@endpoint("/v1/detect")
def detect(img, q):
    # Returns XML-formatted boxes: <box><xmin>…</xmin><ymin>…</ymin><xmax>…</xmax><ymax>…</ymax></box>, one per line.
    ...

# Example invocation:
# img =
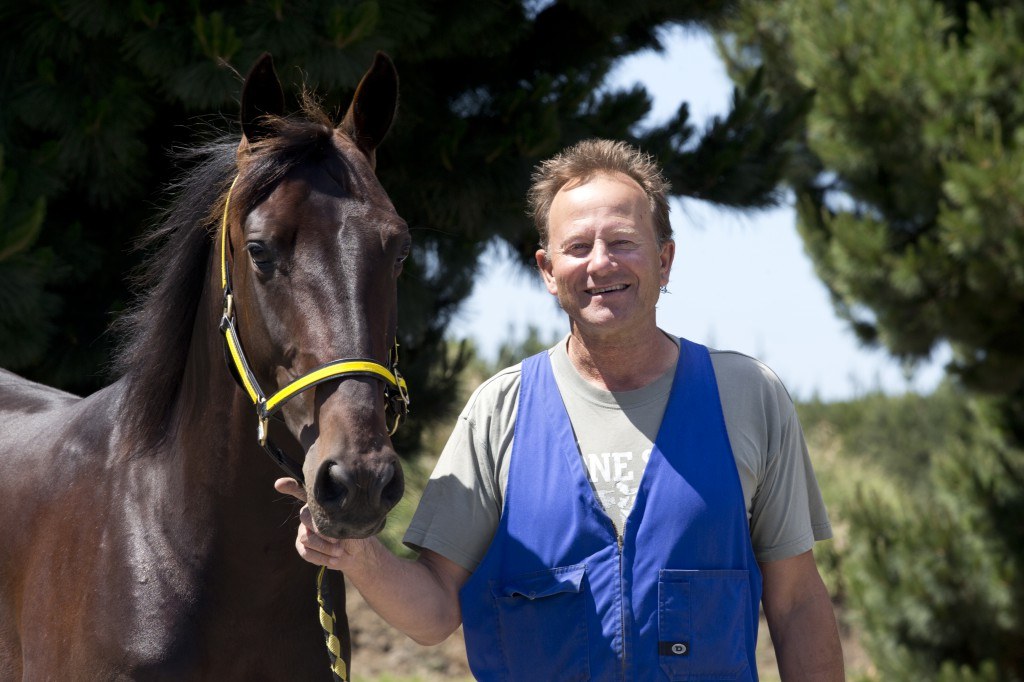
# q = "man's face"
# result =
<box><xmin>536</xmin><ymin>172</ymin><xmax>674</xmax><ymax>339</ymax></box>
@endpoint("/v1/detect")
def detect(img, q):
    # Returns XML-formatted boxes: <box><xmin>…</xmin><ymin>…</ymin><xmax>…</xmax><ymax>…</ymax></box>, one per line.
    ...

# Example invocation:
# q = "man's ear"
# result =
<box><xmin>659</xmin><ymin>240</ymin><xmax>676</xmax><ymax>287</ymax></box>
<box><xmin>338</xmin><ymin>52</ymin><xmax>399</xmax><ymax>169</ymax></box>
<box><xmin>240</xmin><ymin>53</ymin><xmax>285</xmax><ymax>145</ymax></box>
<box><xmin>536</xmin><ymin>248</ymin><xmax>558</xmax><ymax>296</ymax></box>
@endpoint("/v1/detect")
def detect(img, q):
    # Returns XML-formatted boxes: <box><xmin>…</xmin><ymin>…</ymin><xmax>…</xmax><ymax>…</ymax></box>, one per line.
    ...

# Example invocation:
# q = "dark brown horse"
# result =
<box><xmin>0</xmin><ymin>53</ymin><xmax>407</xmax><ymax>680</ymax></box>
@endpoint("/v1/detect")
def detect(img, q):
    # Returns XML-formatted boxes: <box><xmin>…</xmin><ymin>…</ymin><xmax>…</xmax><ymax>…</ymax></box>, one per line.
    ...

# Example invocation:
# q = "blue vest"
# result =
<box><xmin>459</xmin><ymin>339</ymin><xmax>762</xmax><ymax>681</ymax></box>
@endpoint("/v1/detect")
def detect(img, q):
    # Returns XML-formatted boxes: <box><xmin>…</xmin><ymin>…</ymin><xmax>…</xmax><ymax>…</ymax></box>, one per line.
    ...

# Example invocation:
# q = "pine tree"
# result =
<box><xmin>1</xmin><ymin>0</ymin><xmax>808</xmax><ymax>449</ymax></box>
<box><xmin>720</xmin><ymin>0</ymin><xmax>1024</xmax><ymax>677</ymax></box>
<box><xmin>0</xmin><ymin>145</ymin><xmax>55</xmax><ymax>367</ymax></box>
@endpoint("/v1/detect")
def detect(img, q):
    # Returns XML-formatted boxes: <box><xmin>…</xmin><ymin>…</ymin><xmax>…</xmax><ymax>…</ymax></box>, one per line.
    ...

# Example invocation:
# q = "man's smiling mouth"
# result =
<box><xmin>586</xmin><ymin>284</ymin><xmax>628</xmax><ymax>295</ymax></box>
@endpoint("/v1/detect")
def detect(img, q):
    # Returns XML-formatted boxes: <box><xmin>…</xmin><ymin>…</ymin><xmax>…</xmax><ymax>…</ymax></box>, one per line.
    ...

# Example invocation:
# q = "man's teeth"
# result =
<box><xmin>588</xmin><ymin>284</ymin><xmax>627</xmax><ymax>294</ymax></box>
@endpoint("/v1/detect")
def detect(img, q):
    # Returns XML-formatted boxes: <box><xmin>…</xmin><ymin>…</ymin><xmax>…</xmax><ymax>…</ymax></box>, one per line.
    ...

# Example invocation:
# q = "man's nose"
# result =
<box><xmin>587</xmin><ymin>241</ymin><xmax>614</xmax><ymax>273</ymax></box>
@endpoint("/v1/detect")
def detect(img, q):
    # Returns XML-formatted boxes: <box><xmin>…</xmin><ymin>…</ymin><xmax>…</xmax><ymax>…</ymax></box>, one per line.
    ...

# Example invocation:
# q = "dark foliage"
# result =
<box><xmin>0</xmin><ymin>0</ymin><xmax>806</xmax><ymax>452</ymax></box>
<box><xmin>721</xmin><ymin>1</ymin><xmax>1024</xmax><ymax>676</ymax></box>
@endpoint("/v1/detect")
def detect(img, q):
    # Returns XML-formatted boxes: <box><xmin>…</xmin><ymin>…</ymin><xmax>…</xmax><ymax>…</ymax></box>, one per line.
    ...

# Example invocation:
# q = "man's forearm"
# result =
<box><xmin>340</xmin><ymin>538</ymin><xmax>464</xmax><ymax>646</ymax></box>
<box><xmin>768</xmin><ymin>587</ymin><xmax>845</xmax><ymax>680</ymax></box>
<box><xmin>283</xmin><ymin>491</ymin><xmax>470</xmax><ymax>647</ymax></box>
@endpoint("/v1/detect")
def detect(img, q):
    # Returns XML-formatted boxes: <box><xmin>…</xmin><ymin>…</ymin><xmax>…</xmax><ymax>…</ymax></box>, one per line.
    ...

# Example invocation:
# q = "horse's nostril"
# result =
<box><xmin>379</xmin><ymin>463</ymin><xmax>404</xmax><ymax>509</ymax></box>
<box><xmin>315</xmin><ymin>461</ymin><xmax>350</xmax><ymax>507</ymax></box>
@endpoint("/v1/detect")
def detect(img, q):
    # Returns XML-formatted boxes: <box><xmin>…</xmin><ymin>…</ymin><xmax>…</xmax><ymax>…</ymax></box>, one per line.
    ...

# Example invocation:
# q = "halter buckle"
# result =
<box><xmin>220</xmin><ymin>293</ymin><xmax>235</xmax><ymax>334</ymax></box>
<box><xmin>258</xmin><ymin>415</ymin><xmax>269</xmax><ymax>445</ymax></box>
<box><xmin>394</xmin><ymin>374</ymin><xmax>410</xmax><ymax>412</ymax></box>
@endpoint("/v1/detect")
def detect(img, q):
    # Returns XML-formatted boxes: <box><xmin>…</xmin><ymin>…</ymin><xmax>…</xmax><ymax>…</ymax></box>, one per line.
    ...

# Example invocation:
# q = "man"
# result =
<box><xmin>277</xmin><ymin>139</ymin><xmax>845</xmax><ymax>680</ymax></box>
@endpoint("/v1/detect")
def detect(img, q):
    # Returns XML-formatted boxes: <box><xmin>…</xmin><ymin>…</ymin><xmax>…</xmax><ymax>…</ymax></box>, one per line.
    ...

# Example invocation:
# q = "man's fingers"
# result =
<box><xmin>274</xmin><ymin>477</ymin><xmax>307</xmax><ymax>502</ymax></box>
<box><xmin>298</xmin><ymin>505</ymin><xmax>330</xmax><ymax>536</ymax></box>
<box><xmin>279</xmin><ymin>479</ymin><xmax>362</xmax><ymax>572</ymax></box>
<box><xmin>298</xmin><ymin>521</ymin><xmax>338</xmax><ymax>551</ymax></box>
<box><xmin>295</xmin><ymin>535</ymin><xmax>337</xmax><ymax>568</ymax></box>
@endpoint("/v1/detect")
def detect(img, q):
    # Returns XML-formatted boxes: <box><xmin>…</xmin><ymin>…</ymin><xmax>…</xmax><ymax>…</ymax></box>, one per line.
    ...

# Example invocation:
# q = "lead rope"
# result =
<box><xmin>317</xmin><ymin>566</ymin><xmax>348</xmax><ymax>681</ymax></box>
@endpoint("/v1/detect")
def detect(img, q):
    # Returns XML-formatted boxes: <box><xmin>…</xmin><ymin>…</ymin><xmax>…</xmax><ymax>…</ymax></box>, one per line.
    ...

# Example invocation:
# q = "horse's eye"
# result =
<box><xmin>246</xmin><ymin>241</ymin><xmax>273</xmax><ymax>269</ymax></box>
<box><xmin>395</xmin><ymin>242</ymin><xmax>411</xmax><ymax>270</ymax></box>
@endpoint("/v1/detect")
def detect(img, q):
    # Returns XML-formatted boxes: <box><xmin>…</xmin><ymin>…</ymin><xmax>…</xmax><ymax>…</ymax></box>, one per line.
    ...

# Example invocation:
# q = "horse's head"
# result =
<box><xmin>222</xmin><ymin>53</ymin><xmax>407</xmax><ymax>539</ymax></box>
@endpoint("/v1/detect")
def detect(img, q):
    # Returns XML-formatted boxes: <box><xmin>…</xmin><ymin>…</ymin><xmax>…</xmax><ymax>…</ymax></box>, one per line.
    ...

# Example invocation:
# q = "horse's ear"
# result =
<box><xmin>240</xmin><ymin>53</ymin><xmax>285</xmax><ymax>144</ymax></box>
<box><xmin>339</xmin><ymin>52</ymin><xmax>398</xmax><ymax>169</ymax></box>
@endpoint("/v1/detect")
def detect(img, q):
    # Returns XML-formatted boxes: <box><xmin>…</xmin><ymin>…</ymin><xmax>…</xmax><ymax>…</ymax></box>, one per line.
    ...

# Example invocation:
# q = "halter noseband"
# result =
<box><xmin>218</xmin><ymin>176</ymin><xmax>410</xmax><ymax>484</ymax></box>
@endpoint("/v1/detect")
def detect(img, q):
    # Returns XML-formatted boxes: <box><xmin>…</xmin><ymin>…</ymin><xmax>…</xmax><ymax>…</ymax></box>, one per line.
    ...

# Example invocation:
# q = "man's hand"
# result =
<box><xmin>274</xmin><ymin>476</ymin><xmax>307</xmax><ymax>503</ymax></box>
<box><xmin>296</xmin><ymin>506</ymin><xmax>379</xmax><ymax>570</ymax></box>
<box><xmin>273</xmin><ymin>476</ymin><xmax>470</xmax><ymax>645</ymax></box>
<box><xmin>274</xmin><ymin>477</ymin><xmax>373</xmax><ymax>571</ymax></box>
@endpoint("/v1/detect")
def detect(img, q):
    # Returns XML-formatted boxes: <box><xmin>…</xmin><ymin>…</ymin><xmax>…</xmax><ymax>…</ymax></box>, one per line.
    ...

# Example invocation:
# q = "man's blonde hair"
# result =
<box><xmin>527</xmin><ymin>139</ymin><xmax>672</xmax><ymax>251</ymax></box>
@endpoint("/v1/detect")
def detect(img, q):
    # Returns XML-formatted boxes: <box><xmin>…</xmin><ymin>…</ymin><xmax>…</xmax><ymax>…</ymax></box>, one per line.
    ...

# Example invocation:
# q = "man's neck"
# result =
<box><xmin>565</xmin><ymin>325</ymin><xmax>677</xmax><ymax>392</ymax></box>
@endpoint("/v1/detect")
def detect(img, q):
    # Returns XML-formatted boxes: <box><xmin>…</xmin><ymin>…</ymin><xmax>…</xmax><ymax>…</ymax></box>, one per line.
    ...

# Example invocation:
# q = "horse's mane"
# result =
<box><xmin>113</xmin><ymin>102</ymin><xmax>341</xmax><ymax>450</ymax></box>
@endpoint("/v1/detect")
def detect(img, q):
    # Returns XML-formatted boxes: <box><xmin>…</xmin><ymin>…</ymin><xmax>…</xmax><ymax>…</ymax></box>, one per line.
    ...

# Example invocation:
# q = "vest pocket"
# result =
<box><xmin>657</xmin><ymin>569</ymin><xmax>751</xmax><ymax>681</ymax></box>
<box><xmin>491</xmin><ymin>564</ymin><xmax>590</xmax><ymax>681</ymax></box>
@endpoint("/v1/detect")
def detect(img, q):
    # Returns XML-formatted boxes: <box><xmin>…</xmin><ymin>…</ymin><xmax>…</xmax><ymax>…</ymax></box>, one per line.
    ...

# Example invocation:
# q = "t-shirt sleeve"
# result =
<box><xmin>402</xmin><ymin>367</ymin><xmax>520</xmax><ymax>572</ymax></box>
<box><xmin>712</xmin><ymin>350</ymin><xmax>833</xmax><ymax>564</ymax></box>
<box><xmin>749</xmin><ymin>398</ymin><xmax>833</xmax><ymax>562</ymax></box>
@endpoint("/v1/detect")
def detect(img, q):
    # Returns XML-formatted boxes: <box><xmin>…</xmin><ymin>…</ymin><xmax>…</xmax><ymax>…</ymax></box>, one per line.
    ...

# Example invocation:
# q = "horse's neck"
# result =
<box><xmin>107</xmin><ymin>263</ymin><xmax>306</xmax><ymax>621</ymax></box>
<box><xmin>172</xmin><ymin>263</ymin><xmax>270</xmax><ymax>506</ymax></box>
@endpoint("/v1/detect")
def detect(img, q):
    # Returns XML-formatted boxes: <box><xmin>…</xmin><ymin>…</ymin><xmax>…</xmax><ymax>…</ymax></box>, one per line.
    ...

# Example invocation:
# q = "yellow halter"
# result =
<box><xmin>218</xmin><ymin>176</ymin><xmax>410</xmax><ymax>482</ymax></box>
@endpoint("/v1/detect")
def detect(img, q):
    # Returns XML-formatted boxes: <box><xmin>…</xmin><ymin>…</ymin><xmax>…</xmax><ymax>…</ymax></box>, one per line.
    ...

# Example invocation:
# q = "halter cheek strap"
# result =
<box><xmin>218</xmin><ymin>176</ymin><xmax>410</xmax><ymax>484</ymax></box>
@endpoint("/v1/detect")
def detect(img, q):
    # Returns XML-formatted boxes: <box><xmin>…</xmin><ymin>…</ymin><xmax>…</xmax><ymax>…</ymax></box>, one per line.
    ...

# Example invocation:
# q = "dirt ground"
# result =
<box><xmin>345</xmin><ymin>578</ymin><xmax>871</xmax><ymax>681</ymax></box>
<box><xmin>345</xmin><ymin>578</ymin><xmax>472</xmax><ymax>681</ymax></box>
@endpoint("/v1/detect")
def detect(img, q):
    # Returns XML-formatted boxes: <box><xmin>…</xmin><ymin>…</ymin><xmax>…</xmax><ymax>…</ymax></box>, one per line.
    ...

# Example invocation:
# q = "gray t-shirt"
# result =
<box><xmin>549</xmin><ymin>339</ymin><xmax>672</xmax><ymax>533</ymax></box>
<box><xmin>404</xmin><ymin>335</ymin><xmax>832</xmax><ymax>571</ymax></box>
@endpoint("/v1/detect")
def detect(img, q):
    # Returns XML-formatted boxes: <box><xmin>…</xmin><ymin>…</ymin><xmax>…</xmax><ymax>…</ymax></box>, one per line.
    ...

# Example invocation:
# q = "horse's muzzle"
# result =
<box><xmin>309</xmin><ymin>455</ymin><xmax>405</xmax><ymax>539</ymax></box>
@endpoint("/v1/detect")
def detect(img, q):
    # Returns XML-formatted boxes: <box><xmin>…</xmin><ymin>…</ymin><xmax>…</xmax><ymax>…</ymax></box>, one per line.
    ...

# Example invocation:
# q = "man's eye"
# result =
<box><xmin>566</xmin><ymin>243</ymin><xmax>591</xmax><ymax>254</ymax></box>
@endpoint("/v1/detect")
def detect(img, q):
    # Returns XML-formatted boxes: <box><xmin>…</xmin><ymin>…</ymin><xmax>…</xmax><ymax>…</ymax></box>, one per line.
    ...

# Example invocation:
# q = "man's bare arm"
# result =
<box><xmin>276</xmin><ymin>478</ymin><xmax>471</xmax><ymax>646</ymax></box>
<box><xmin>760</xmin><ymin>550</ymin><xmax>845</xmax><ymax>681</ymax></box>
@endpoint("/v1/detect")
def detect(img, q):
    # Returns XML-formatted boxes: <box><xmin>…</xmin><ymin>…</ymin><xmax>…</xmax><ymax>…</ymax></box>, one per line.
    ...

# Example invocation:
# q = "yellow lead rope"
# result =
<box><xmin>318</xmin><ymin>566</ymin><xmax>348</xmax><ymax>681</ymax></box>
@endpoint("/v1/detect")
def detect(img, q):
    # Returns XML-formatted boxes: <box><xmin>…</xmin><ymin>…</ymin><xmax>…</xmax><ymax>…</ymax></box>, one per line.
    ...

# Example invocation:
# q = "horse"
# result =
<box><xmin>0</xmin><ymin>52</ymin><xmax>408</xmax><ymax>680</ymax></box>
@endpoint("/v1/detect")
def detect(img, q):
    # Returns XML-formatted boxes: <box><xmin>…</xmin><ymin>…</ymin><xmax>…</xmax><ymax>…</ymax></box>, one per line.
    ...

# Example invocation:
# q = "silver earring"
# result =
<box><xmin>660</xmin><ymin>285</ymin><xmax>668</xmax><ymax>294</ymax></box>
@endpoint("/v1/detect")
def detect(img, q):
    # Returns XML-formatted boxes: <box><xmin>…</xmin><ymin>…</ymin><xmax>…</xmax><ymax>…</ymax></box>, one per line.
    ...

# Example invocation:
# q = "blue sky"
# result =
<box><xmin>449</xmin><ymin>27</ymin><xmax>948</xmax><ymax>401</ymax></box>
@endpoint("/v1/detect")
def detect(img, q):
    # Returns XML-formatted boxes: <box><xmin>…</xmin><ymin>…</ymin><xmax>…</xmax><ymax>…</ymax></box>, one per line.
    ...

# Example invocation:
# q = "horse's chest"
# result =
<box><xmin>23</xmin><ymin>546</ymin><xmax>325</xmax><ymax>679</ymax></box>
